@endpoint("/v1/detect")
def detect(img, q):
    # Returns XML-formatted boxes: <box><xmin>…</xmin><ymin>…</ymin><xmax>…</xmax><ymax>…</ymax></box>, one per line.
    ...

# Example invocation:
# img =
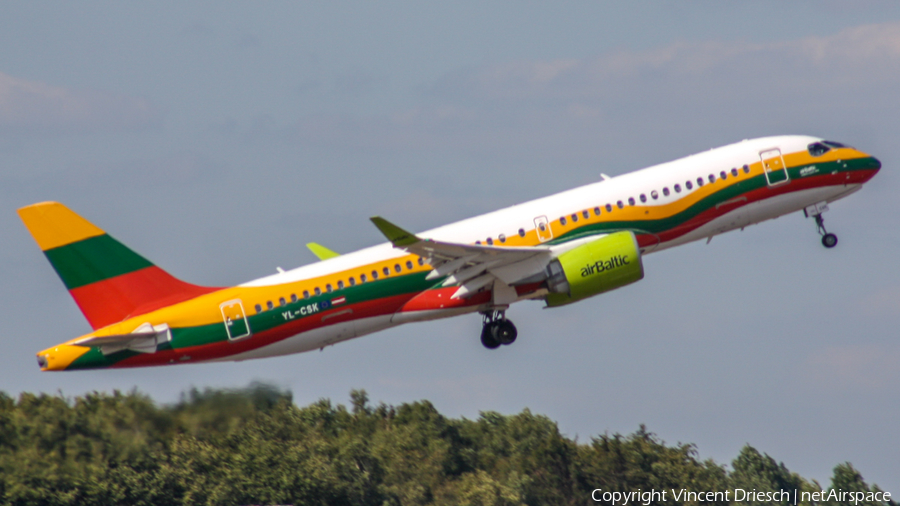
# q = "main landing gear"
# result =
<box><xmin>480</xmin><ymin>309</ymin><xmax>517</xmax><ymax>349</ymax></box>
<box><xmin>805</xmin><ymin>203</ymin><xmax>838</xmax><ymax>249</ymax></box>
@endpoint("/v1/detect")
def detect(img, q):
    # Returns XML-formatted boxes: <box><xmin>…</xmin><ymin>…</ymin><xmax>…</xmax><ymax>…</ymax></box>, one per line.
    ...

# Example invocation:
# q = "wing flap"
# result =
<box><xmin>370</xmin><ymin>216</ymin><xmax>552</xmax><ymax>301</ymax></box>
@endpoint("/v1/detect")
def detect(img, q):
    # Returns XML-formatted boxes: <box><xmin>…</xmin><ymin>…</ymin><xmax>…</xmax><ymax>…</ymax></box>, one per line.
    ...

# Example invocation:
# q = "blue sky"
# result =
<box><xmin>2</xmin><ymin>2</ymin><xmax>899</xmax><ymax>492</ymax></box>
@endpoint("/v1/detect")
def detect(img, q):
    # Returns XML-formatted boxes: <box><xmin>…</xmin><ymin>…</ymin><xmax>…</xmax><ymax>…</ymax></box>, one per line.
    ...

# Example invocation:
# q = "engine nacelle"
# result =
<box><xmin>545</xmin><ymin>231</ymin><xmax>644</xmax><ymax>307</ymax></box>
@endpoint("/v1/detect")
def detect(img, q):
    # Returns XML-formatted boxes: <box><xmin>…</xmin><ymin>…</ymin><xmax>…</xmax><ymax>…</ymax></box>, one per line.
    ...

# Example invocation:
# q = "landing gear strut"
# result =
<box><xmin>480</xmin><ymin>309</ymin><xmax>517</xmax><ymax>349</ymax></box>
<box><xmin>816</xmin><ymin>215</ymin><xmax>838</xmax><ymax>248</ymax></box>
<box><xmin>805</xmin><ymin>203</ymin><xmax>838</xmax><ymax>249</ymax></box>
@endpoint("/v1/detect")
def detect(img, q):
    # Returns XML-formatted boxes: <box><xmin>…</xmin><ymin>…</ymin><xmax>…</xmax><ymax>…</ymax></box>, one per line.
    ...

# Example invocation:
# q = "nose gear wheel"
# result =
<box><xmin>814</xmin><ymin>214</ymin><xmax>838</xmax><ymax>249</ymax></box>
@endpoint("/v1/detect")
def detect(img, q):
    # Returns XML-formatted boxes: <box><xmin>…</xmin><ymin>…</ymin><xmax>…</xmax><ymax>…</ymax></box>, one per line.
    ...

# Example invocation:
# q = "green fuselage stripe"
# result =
<box><xmin>549</xmin><ymin>157</ymin><xmax>878</xmax><ymax>244</ymax></box>
<box><xmin>44</xmin><ymin>234</ymin><xmax>154</xmax><ymax>290</ymax></box>
<box><xmin>68</xmin><ymin>272</ymin><xmax>437</xmax><ymax>369</ymax></box>
<box><xmin>66</xmin><ymin>156</ymin><xmax>879</xmax><ymax>370</ymax></box>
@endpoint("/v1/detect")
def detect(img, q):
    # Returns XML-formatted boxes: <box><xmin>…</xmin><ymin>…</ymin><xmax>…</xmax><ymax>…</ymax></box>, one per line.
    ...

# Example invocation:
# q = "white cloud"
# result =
<box><xmin>802</xmin><ymin>344</ymin><xmax>900</xmax><ymax>390</ymax></box>
<box><xmin>443</xmin><ymin>21</ymin><xmax>900</xmax><ymax>102</ymax></box>
<box><xmin>0</xmin><ymin>72</ymin><xmax>160</xmax><ymax>135</ymax></box>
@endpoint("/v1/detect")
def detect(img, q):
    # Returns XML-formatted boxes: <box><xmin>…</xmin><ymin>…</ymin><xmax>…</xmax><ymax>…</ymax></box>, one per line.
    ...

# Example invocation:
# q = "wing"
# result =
<box><xmin>370</xmin><ymin>217</ymin><xmax>551</xmax><ymax>303</ymax></box>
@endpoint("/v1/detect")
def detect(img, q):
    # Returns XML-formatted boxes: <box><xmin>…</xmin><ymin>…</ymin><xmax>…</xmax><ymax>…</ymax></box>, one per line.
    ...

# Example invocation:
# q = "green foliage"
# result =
<box><xmin>577</xmin><ymin>425</ymin><xmax>728</xmax><ymax>505</ymax></box>
<box><xmin>0</xmin><ymin>385</ymin><xmax>891</xmax><ymax>506</ymax></box>
<box><xmin>729</xmin><ymin>446</ymin><xmax>815</xmax><ymax>506</ymax></box>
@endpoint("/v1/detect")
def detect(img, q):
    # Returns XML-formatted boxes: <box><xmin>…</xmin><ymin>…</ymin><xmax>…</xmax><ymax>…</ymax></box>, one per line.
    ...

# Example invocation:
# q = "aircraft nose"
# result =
<box><xmin>862</xmin><ymin>155</ymin><xmax>881</xmax><ymax>182</ymax></box>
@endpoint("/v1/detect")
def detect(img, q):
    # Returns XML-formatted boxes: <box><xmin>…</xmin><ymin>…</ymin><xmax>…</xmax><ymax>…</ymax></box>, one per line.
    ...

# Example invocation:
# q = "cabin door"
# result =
<box><xmin>534</xmin><ymin>215</ymin><xmax>553</xmax><ymax>242</ymax></box>
<box><xmin>220</xmin><ymin>299</ymin><xmax>251</xmax><ymax>341</ymax></box>
<box><xmin>760</xmin><ymin>148</ymin><xmax>789</xmax><ymax>186</ymax></box>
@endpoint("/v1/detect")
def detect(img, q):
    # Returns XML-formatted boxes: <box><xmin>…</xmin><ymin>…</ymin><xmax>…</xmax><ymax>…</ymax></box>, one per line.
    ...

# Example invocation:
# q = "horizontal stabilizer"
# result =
<box><xmin>74</xmin><ymin>323</ymin><xmax>171</xmax><ymax>355</ymax></box>
<box><xmin>306</xmin><ymin>242</ymin><xmax>340</xmax><ymax>260</ymax></box>
<box><xmin>74</xmin><ymin>332</ymin><xmax>156</xmax><ymax>347</ymax></box>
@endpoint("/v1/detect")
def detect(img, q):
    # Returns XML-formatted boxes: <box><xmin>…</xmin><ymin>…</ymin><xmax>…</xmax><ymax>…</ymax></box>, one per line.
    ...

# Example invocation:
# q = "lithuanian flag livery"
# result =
<box><xmin>17</xmin><ymin>202</ymin><xmax>217</xmax><ymax>329</ymax></box>
<box><xmin>18</xmin><ymin>136</ymin><xmax>881</xmax><ymax>372</ymax></box>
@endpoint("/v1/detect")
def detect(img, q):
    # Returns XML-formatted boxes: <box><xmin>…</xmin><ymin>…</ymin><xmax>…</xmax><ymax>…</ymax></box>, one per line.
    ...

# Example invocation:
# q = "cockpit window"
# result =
<box><xmin>822</xmin><ymin>140</ymin><xmax>848</xmax><ymax>148</ymax></box>
<box><xmin>807</xmin><ymin>142</ymin><xmax>830</xmax><ymax>156</ymax></box>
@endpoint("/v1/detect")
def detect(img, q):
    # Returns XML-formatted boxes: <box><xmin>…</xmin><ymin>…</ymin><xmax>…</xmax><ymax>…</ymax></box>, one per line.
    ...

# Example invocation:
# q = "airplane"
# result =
<box><xmin>20</xmin><ymin>135</ymin><xmax>880</xmax><ymax>371</ymax></box>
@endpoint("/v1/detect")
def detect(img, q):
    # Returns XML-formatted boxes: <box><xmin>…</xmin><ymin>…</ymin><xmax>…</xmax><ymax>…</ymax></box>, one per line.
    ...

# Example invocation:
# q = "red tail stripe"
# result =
<box><xmin>69</xmin><ymin>266</ymin><xmax>220</xmax><ymax>329</ymax></box>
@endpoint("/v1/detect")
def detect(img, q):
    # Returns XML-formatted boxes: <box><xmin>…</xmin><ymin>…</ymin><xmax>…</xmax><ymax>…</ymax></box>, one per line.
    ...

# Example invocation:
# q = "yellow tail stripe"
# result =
<box><xmin>18</xmin><ymin>202</ymin><xmax>106</xmax><ymax>251</ymax></box>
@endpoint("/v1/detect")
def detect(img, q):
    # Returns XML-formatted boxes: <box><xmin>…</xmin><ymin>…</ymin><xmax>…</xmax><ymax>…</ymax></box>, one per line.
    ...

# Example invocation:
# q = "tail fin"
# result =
<box><xmin>18</xmin><ymin>202</ymin><xmax>218</xmax><ymax>329</ymax></box>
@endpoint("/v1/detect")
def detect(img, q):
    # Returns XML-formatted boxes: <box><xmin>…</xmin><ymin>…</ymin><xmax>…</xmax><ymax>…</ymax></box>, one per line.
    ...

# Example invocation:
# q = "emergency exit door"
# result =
<box><xmin>760</xmin><ymin>148</ymin><xmax>789</xmax><ymax>186</ymax></box>
<box><xmin>220</xmin><ymin>299</ymin><xmax>251</xmax><ymax>341</ymax></box>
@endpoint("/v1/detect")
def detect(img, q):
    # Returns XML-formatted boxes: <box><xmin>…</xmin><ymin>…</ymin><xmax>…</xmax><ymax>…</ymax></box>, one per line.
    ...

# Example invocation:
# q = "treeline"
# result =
<box><xmin>0</xmin><ymin>383</ymin><xmax>892</xmax><ymax>506</ymax></box>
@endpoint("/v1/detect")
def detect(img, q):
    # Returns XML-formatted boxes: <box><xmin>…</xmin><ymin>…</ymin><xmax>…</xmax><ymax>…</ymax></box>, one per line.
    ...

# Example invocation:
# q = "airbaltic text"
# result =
<box><xmin>581</xmin><ymin>255</ymin><xmax>629</xmax><ymax>277</ymax></box>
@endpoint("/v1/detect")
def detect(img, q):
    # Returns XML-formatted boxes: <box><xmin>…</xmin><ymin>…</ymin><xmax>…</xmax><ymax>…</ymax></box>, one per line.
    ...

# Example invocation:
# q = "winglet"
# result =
<box><xmin>306</xmin><ymin>242</ymin><xmax>340</xmax><ymax>261</ymax></box>
<box><xmin>370</xmin><ymin>216</ymin><xmax>420</xmax><ymax>247</ymax></box>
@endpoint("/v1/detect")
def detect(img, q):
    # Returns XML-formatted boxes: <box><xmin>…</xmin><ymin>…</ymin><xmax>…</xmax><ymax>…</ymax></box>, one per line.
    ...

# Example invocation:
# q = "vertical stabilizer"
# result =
<box><xmin>18</xmin><ymin>202</ymin><xmax>219</xmax><ymax>329</ymax></box>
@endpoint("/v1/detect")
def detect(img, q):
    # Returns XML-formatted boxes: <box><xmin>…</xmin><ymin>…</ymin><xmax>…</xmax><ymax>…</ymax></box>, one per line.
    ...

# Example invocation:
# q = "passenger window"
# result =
<box><xmin>538</xmin><ymin>222</ymin><xmax>546</xmax><ymax>231</ymax></box>
<box><xmin>498</xmin><ymin>234</ymin><xmax>506</xmax><ymax>243</ymax></box>
<box><xmin>674</xmin><ymin>184</ymin><xmax>681</xmax><ymax>193</ymax></box>
<box><xmin>291</xmin><ymin>293</ymin><xmax>298</xmax><ymax>303</ymax></box>
<box><xmin>303</xmin><ymin>290</ymin><xmax>310</xmax><ymax>299</ymax></box>
<box><xmin>742</xmin><ymin>164</ymin><xmax>750</xmax><ymax>173</ymax></box>
<box><xmin>616</xmin><ymin>200</ymin><xmax>624</xmax><ymax>209</ymax></box>
<box><xmin>593</xmin><ymin>207</ymin><xmax>601</xmax><ymax>216</ymax></box>
<box><xmin>560</xmin><ymin>217</ymin><xmax>567</xmax><ymax>225</ymax></box>
<box><xmin>720</xmin><ymin>171</ymin><xmax>727</xmax><ymax>180</ymax></box>
<box><xmin>349</xmin><ymin>277</ymin><xmax>356</xmax><ymax>286</ymax></box>
<box><xmin>406</xmin><ymin>260</ymin><xmax>413</xmax><ymax>270</ymax></box>
<box><xmin>571</xmin><ymin>214</ymin><xmax>578</xmax><ymax>222</ymax></box>
<box><xmin>663</xmin><ymin>187</ymin><xmax>670</xmax><ymax>196</ymax></box>
<box><xmin>605</xmin><ymin>204</ymin><xmax>613</xmax><ymax>212</ymax></box>
<box><xmin>371</xmin><ymin>271</ymin><xmax>378</xmax><ymax>280</ymax></box>
<box><xmin>337</xmin><ymin>280</ymin><xmax>344</xmax><ymax>289</ymax></box>
<box><xmin>628</xmin><ymin>197</ymin><xmax>635</xmax><ymax>206</ymax></box>
<box><xmin>708</xmin><ymin>174</ymin><xmax>715</xmax><ymax>183</ymax></box>
<box><xmin>486</xmin><ymin>237</ymin><xmax>493</xmax><ymax>245</ymax></box>
<box><xmin>651</xmin><ymin>190</ymin><xmax>659</xmax><ymax>200</ymax></box>
<box><xmin>326</xmin><ymin>284</ymin><xmax>333</xmax><ymax>293</ymax></box>
<box><xmin>582</xmin><ymin>210</ymin><xmax>589</xmax><ymax>219</ymax></box>
<box><xmin>255</xmin><ymin>304</ymin><xmax>262</xmax><ymax>313</ymax></box>
<box><xmin>697</xmin><ymin>177</ymin><xmax>704</xmax><ymax>187</ymax></box>
<box><xmin>475</xmin><ymin>241</ymin><xmax>481</xmax><ymax>245</ymax></box>
<box><xmin>267</xmin><ymin>300</ymin><xmax>274</xmax><ymax>310</ymax></box>
<box><xmin>279</xmin><ymin>297</ymin><xmax>286</xmax><ymax>307</ymax></box>
<box><xmin>383</xmin><ymin>267</ymin><xmax>390</xmax><ymax>276</ymax></box>
<box><xmin>518</xmin><ymin>228</ymin><xmax>526</xmax><ymax>237</ymax></box>
<box><xmin>360</xmin><ymin>274</ymin><xmax>367</xmax><ymax>283</ymax></box>
<box><xmin>417</xmin><ymin>257</ymin><xmax>424</xmax><ymax>265</ymax></box>
<box><xmin>315</xmin><ymin>287</ymin><xmax>322</xmax><ymax>295</ymax></box>
<box><xmin>731</xmin><ymin>168</ymin><xmax>738</xmax><ymax>177</ymax></box>
<box><xmin>685</xmin><ymin>181</ymin><xmax>693</xmax><ymax>190</ymax></box>
<box><xmin>394</xmin><ymin>264</ymin><xmax>401</xmax><ymax>273</ymax></box>
<box><xmin>640</xmin><ymin>194</ymin><xmax>647</xmax><ymax>203</ymax></box>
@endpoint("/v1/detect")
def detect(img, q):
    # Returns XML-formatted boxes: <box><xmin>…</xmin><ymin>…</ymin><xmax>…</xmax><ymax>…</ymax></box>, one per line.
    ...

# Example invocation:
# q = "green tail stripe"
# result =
<box><xmin>44</xmin><ymin>234</ymin><xmax>154</xmax><ymax>290</ymax></box>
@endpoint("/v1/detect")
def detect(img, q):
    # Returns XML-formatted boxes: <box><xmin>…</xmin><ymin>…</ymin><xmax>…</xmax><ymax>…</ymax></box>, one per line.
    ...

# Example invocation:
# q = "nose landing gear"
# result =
<box><xmin>805</xmin><ymin>203</ymin><xmax>838</xmax><ymax>249</ymax></box>
<box><xmin>480</xmin><ymin>309</ymin><xmax>517</xmax><ymax>349</ymax></box>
